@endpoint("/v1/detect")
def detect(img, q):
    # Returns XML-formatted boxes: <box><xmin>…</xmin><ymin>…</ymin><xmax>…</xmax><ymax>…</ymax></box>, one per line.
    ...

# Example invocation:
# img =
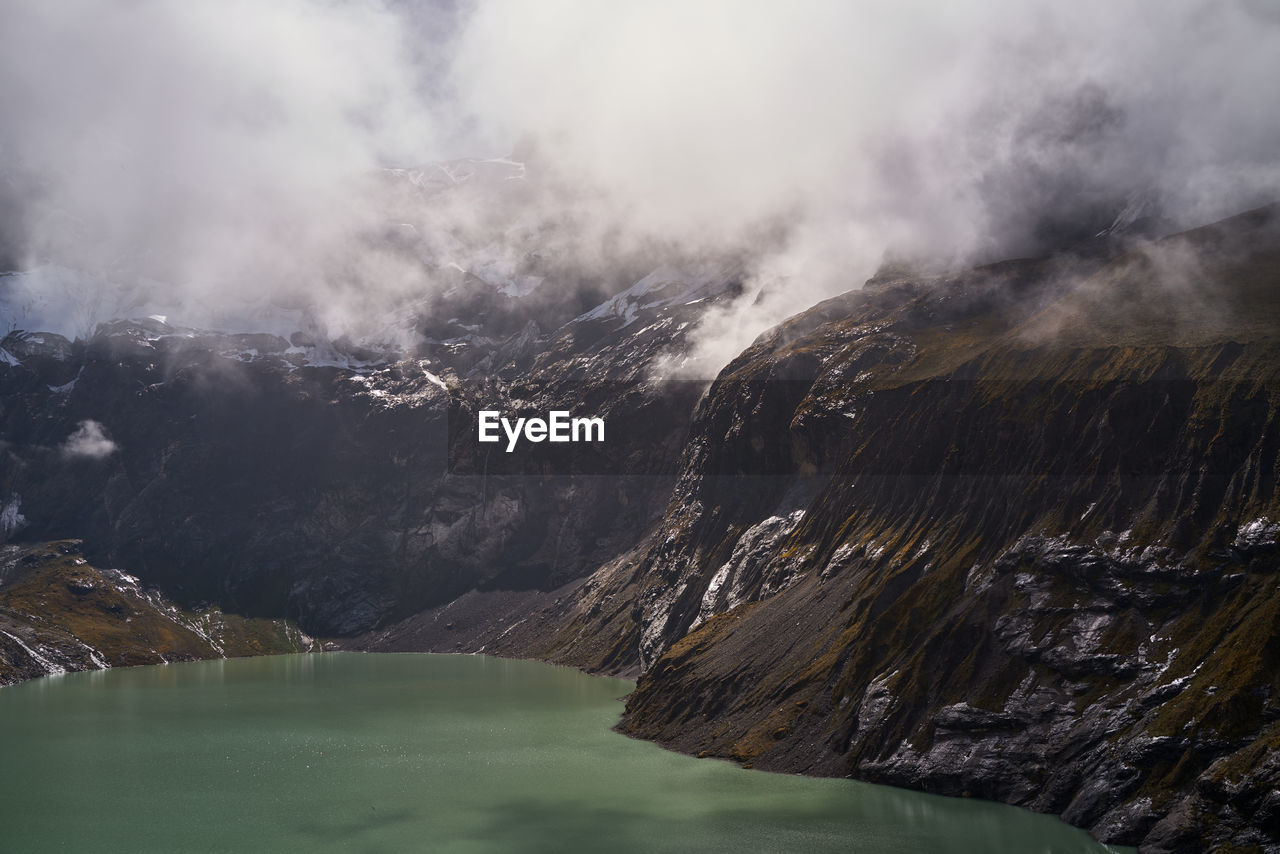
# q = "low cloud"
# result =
<box><xmin>1</xmin><ymin>0</ymin><xmax>1278</xmax><ymax>369</ymax></box>
<box><xmin>61</xmin><ymin>420</ymin><xmax>119</xmax><ymax>460</ymax></box>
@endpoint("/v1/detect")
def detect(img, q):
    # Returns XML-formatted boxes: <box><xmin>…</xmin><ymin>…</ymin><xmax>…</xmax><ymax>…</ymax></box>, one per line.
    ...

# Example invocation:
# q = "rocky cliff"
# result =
<box><xmin>625</xmin><ymin>209</ymin><xmax>1280</xmax><ymax>851</ymax></box>
<box><xmin>0</xmin><ymin>265</ymin><xmax>728</xmax><ymax>635</ymax></box>
<box><xmin>3</xmin><ymin>206</ymin><xmax>1277</xmax><ymax>851</ymax></box>
<box><xmin>377</xmin><ymin>207</ymin><xmax>1280</xmax><ymax>852</ymax></box>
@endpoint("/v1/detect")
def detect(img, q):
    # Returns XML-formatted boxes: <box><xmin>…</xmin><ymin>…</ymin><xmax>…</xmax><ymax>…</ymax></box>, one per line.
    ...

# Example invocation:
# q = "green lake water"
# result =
<box><xmin>0</xmin><ymin>653</ymin><xmax>1130</xmax><ymax>853</ymax></box>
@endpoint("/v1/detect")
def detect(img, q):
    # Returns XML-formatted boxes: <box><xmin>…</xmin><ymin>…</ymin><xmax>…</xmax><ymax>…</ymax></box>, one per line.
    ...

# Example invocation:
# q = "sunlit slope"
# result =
<box><xmin>0</xmin><ymin>541</ymin><xmax>314</xmax><ymax>685</ymax></box>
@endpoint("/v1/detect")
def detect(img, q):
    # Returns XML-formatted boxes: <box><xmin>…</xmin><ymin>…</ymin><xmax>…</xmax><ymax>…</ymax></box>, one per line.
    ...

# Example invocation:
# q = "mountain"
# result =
<box><xmin>365</xmin><ymin>206</ymin><xmax>1280</xmax><ymax>852</ymax></box>
<box><xmin>2</xmin><ymin>205</ymin><xmax>1278</xmax><ymax>851</ymax></box>
<box><xmin>0</xmin><ymin>540</ymin><xmax>313</xmax><ymax>685</ymax></box>
<box><xmin>0</xmin><ymin>252</ymin><xmax>740</xmax><ymax>634</ymax></box>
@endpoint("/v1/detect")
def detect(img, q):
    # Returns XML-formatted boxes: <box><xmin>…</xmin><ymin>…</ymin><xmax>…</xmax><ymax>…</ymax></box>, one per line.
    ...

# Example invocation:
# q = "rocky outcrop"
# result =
<box><xmin>0</xmin><ymin>540</ymin><xmax>313</xmax><ymax>685</ymax></box>
<box><xmin>0</xmin><ymin>267</ymin><xmax>726</xmax><ymax>636</ymax></box>
<box><xmin>358</xmin><ymin>210</ymin><xmax>1280</xmax><ymax>850</ymax></box>
<box><xmin>353</xmin><ymin>210</ymin><xmax>1280</xmax><ymax>852</ymax></box>
<box><xmin>597</xmin><ymin>207</ymin><xmax>1280</xmax><ymax>851</ymax></box>
<box><xmin>4</xmin><ymin>197</ymin><xmax>1278</xmax><ymax>850</ymax></box>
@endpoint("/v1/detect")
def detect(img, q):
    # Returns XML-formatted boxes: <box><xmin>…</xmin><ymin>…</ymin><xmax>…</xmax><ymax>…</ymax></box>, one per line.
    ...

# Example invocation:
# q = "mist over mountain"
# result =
<box><xmin>3</xmin><ymin>4</ymin><xmax>1280</xmax><ymax>852</ymax></box>
<box><xmin>2</xmin><ymin>0</ymin><xmax>1279</xmax><ymax>369</ymax></box>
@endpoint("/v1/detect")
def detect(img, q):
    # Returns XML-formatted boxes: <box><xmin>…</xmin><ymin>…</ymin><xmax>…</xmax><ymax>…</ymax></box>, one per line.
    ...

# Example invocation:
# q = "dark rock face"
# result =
<box><xmin>358</xmin><ymin>208</ymin><xmax>1280</xmax><ymax>850</ymax></box>
<box><xmin>0</xmin><ymin>278</ymin><xmax>717</xmax><ymax>636</ymax></box>
<box><xmin>5</xmin><ymin>206</ymin><xmax>1280</xmax><ymax>851</ymax></box>
<box><xmin>592</xmin><ymin>208</ymin><xmax>1280</xmax><ymax>852</ymax></box>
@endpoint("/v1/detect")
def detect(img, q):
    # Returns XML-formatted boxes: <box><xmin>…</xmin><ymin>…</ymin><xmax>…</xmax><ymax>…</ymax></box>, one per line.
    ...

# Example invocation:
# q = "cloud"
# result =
<box><xmin>1</xmin><ymin>0</ymin><xmax>1278</xmax><ymax>370</ymax></box>
<box><xmin>452</xmin><ymin>1</ymin><xmax>1280</xmax><ymax>374</ymax></box>
<box><xmin>61</xmin><ymin>420</ymin><xmax>119</xmax><ymax>460</ymax></box>
<box><xmin>1</xmin><ymin>0</ymin><xmax>454</xmax><ymax>339</ymax></box>
<box><xmin>455</xmin><ymin>1</ymin><xmax>1280</xmax><ymax>247</ymax></box>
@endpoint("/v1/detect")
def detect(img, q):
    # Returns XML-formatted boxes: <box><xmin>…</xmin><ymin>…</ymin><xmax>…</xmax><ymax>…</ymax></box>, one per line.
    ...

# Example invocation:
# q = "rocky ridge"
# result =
<box><xmin>0</xmin><ymin>540</ymin><xmax>313</xmax><ymax>685</ymax></box>
<box><xmin>2</xmin><ymin>201</ymin><xmax>1278</xmax><ymax>851</ymax></box>
<box><xmin>383</xmin><ymin>207</ymin><xmax>1280</xmax><ymax>852</ymax></box>
<box><xmin>612</xmin><ymin>209</ymin><xmax>1280</xmax><ymax>852</ymax></box>
<box><xmin>0</xmin><ymin>261</ymin><xmax>735</xmax><ymax>636</ymax></box>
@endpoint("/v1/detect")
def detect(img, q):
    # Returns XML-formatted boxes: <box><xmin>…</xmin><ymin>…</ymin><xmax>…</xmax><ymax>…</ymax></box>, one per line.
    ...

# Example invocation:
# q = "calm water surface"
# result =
<box><xmin>0</xmin><ymin>653</ymin><xmax>1130</xmax><ymax>853</ymax></box>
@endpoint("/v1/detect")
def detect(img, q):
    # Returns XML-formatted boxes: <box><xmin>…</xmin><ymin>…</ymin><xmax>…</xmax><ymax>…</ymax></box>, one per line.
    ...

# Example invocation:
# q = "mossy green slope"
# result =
<box><xmin>0</xmin><ymin>540</ymin><xmax>316</xmax><ymax>686</ymax></box>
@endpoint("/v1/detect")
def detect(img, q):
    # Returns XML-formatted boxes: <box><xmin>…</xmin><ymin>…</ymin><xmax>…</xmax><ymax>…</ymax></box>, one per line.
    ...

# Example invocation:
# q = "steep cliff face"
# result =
<box><xmin>0</xmin><ymin>268</ymin><xmax>725</xmax><ymax>636</ymax></box>
<box><xmin>398</xmin><ymin>207</ymin><xmax>1280</xmax><ymax>849</ymax></box>
<box><xmin>4</xmin><ymin>197</ymin><xmax>1277</xmax><ymax>849</ymax></box>
<box><xmin>590</xmin><ymin>208</ymin><xmax>1279</xmax><ymax>851</ymax></box>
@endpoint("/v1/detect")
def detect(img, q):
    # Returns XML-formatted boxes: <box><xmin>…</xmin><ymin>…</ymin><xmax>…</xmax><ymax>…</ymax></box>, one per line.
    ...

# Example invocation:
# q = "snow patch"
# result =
<box><xmin>1</xmin><ymin>496</ymin><xmax>27</xmax><ymax>540</ymax></box>
<box><xmin>575</xmin><ymin>262</ymin><xmax>737</xmax><ymax>328</ymax></box>
<box><xmin>71</xmin><ymin>637</ymin><xmax>110</xmax><ymax>669</ymax></box>
<box><xmin>1</xmin><ymin>265</ymin><xmax>132</xmax><ymax>340</ymax></box>
<box><xmin>423</xmin><ymin>369</ymin><xmax>448</xmax><ymax>391</ymax></box>
<box><xmin>1234</xmin><ymin>518</ymin><xmax>1279</xmax><ymax>550</ymax></box>
<box><xmin>1</xmin><ymin>630</ymin><xmax>66</xmax><ymax>675</ymax></box>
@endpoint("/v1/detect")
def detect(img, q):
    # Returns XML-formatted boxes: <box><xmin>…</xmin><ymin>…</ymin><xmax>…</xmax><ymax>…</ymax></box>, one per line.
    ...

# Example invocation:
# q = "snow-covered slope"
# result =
<box><xmin>575</xmin><ymin>262</ymin><xmax>740</xmax><ymax>329</ymax></box>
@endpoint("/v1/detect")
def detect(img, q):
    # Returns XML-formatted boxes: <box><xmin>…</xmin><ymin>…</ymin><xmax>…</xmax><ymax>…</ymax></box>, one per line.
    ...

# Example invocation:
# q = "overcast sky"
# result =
<box><xmin>1</xmin><ymin>0</ymin><xmax>1277</xmax><ymax>357</ymax></box>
